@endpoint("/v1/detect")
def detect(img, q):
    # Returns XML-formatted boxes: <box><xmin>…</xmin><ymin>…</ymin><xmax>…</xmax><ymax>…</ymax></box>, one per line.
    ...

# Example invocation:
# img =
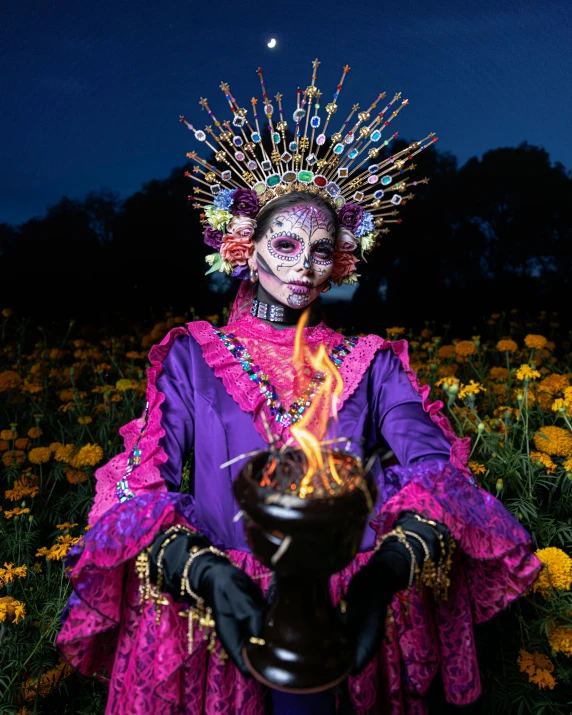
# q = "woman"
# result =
<box><xmin>57</xmin><ymin>64</ymin><xmax>542</xmax><ymax>714</ymax></box>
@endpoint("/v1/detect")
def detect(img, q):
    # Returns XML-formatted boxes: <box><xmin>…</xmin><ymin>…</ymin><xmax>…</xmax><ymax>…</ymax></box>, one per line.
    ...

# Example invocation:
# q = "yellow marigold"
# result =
<box><xmin>454</xmin><ymin>340</ymin><xmax>477</xmax><ymax>357</ymax></box>
<box><xmin>0</xmin><ymin>596</ymin><xmax>26</xmax><ymax>624</ymax></box>
<box><xmin>385</xmin><ymin>327</ymin><xmax>406</xmax><ymax>338</ymax></box>
<box><xmin>497</xmin><ymin>339</ymin><xmax>518</xmax><ymax>353</ymax></box>
<box><xmin>516</xmin><ymin>364</ymin><xmax>541</xmax><ymax>381</ymax></box>
<box><xmin>530</xmin><ymin>451</ymin><xmax>557</xmax><ymax>474</ymax></box>
<box><xmin>539</xmin><ymin>374</ymin><xmax>569</xmax><ymax>396</ymax></box>
<box><xmin>564</xmin><ymin>458</ymin><xmax>572</xmax><ymax>472</ymax></box>
<box><xmin>53</xmin><ymin>443</ymin><xmax>75</xmax><ymax>463</ymax></box>
<box><xmin>64</xmin><ymin>467</ymin><xmax>88</xmax><ymax>484</ymax></box>
<box><xmin>533</xmin><ymin>547</ymin><xmax>572</xmax><ymax>595</ymax></box>
<box><xmin>116</xmin><ymin>378</ymin><xmax>138</xmax><ymax>392</ymax></box>
<box><xmin>68</xmin><ymin>443</ymin><xmax>103</xmax><ymax>468</ymax></box>
<box><xmin>5</xmin><ymin>475</ymin><xmax>39</xmax><ymax>501</ymax></box>
<box><xmin>437</xmin><ymin>345</ymin><xmax>456</xmax><ymax>359</ymax></box>
<box><xmin>4</xmin><ymin>507</ymin><xmax>30</xmax><ymax>519</ymax></box>
<box><xmin>517</xmin><ymin>649</ymin><xmax>557</xmax><ymax>690</ymax></box>
<box><xmin>77</xmin><ymin>415</ymin><xmax>93</xmax><ymax>425</ymax></box>
<box><xmin>533</xmin><ymin>426</ymin><xmax>572</xmax><ymax>457</ymax></box>
<box><xmin>525</xmin><ymin>334</ymin><xmax>548</xmax><ymax>350</ymax></box>
<box><xmin>548</xmin><ymin>619</ymin><xmax>572</xmax><ymax>657</ymax></box>
<box><xmin>28</xmin><ymin>446</ymin><xmax>52</xmax><ymax>465</ymax></box>
<box><xmin>0</xmin><ymin>562</ymin><xmax>28</xmax><ymax>586</ymax></box>
<box><xmin>56</xmin><ymin>522</ymin><xmax>78</xmax><ymax>530</ymax></box>
<box><xmin>552</xmin><ymin>398</ymin><xmax>570</xmax><ymax>415</ymax></box>
<box><xmin>35</xmin><ymin>534</ymin><xmax>81</xmax><ymax>561</ymax></box>
<box><xmin>2</xmin><ymin>450</ymin><xmax>25</xmax><ymax>467</ymax></box>
<box><xmin>458</xmin><ymin>380</ymin><xmax>486</xmax><ymax>400</ymax></box>
<box><xmin>0</xmin><ymin>428</ymin><xmax>16</xmax><ymax>440</ymax></box>
<box><xmin>468</xmin><ymin>462</ymin><xmax>486</xmax><ymax>475</ymax></box>
<box><xmin>0</xmin><ymin>371</ymin><xmax>22</xmax><ymax>392</ymax></box>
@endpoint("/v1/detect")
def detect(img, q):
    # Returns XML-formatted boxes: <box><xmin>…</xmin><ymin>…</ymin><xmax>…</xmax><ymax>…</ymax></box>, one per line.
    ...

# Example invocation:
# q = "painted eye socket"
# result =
<box><xmin>268</xmin><ymin>234</ymin><xmax>303</xmax><ymax>262</ymax></box>
<box><xmin>274</xmin><ymin>239</ymin><xmax>297</xmax><ymax>252</ymax></box>
<box><xmin>311</xmin><ymin>240</ymin><xmax>334</xmax><ymax>264</ymax></box>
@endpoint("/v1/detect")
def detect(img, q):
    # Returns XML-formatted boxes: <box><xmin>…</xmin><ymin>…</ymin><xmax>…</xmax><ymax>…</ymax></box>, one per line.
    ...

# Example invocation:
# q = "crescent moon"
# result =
<box><xmin>267</xmin><ymin>38</ymin><xmax>277</xmax><ymax>49</ymax></box>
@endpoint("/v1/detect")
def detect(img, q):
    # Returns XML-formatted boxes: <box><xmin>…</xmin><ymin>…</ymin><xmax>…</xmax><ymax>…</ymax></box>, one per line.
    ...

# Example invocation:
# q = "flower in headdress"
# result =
<box><xmin>220</xmin><ymin>234</ymin><xmax>253</xmax><ymax>267</ymax></box>
<box><xmin>355</xmin><ymin>212</ymin><xmax>374</xmax><ymax>238</ymax></box>
<box><xmin>338</xmin><ymin>203</ymin><xmax>364</xmax><ymax>233</ymax></box>
<box><xmin>230</xmin><ymin>188</ymin><xmax>260</xmax><ymax>218</ymax></box>
<box><xmin>204</xmin><ymin>226</ymin><xmax>223</xmax><ymax>250</ymax></box>
<box><xmin>360</xmin><ymin>231</ymin><xmax>377</xmax><ymax>254</ymax></box>
<box><xmin>331</xmin><ymin>250</ymin><xmax>359</xmax><ymax>283</ymax></box>
<box><xmin>336</xmin><ymin>227</ymin><xmax>359</xmax><ymax>253</ymax></box>
<box><xmin>213</xmin><ymin>188</ymin><xmax>236</xmax><ymax>211</ymax></box>
<box><xmin>205</xmin><ymin>206</ymin><xmax>232</xmax><ymax>231</ymax></box>
<box><xmin>227</xmin><ymin>216</ymin><xmax>257</xmax><ymax>241</ymax></box>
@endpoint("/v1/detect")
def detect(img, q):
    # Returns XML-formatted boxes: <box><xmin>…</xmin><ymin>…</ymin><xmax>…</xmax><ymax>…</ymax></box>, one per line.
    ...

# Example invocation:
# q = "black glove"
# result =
<box><xmin>343</xmin><ymin>510</ymin><xmax>450</xmax><ymax>675</ymax></box>
<box><xmin>149</xmin><ymin>530</ymin><xmax>266</xmax><ymax>676</ymax></box>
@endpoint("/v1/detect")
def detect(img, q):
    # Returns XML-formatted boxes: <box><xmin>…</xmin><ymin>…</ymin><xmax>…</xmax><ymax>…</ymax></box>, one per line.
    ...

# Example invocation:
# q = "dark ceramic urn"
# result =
<box><xmin>233</xmin><ymin>451</ymin><xmax>376</xmax><ymax>693</ymax></box>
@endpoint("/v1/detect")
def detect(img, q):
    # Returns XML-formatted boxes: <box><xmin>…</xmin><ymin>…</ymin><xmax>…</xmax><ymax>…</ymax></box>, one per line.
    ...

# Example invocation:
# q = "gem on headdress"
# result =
<box><xmin>233</xmin><ymin>115</ymin><xmax>246</xmax><ymax>127</ymax></box>
<box><xmin>370</xmin><ymin>129</ymin><xmax>382</xmax><ymax>142</ymax></box>
<box><xmin>316</xmin><ymin>134</ymin><xmax>326</xmax><ymax>146</ymax></box>
<box><xmin>289</xmin><ymin>141</ymin><xmax>298</xmax><ymax>151</ymax></box>
<box><xmin>210</xmin><ymin>184</ymin><xmax>221</xmax><ymax>195</ymax></box>
<box><xmin>381</xmin><ymin>175</ymin><xmax>393</xmax><ymax>185</ymax></box>
<box><xmin>367</xmin><ymin>175</ymin><xmax>379</xmax><ymax>184</ymax></box>
<box><xmin>313</xmin><ymin>175</ymin><xmax>327</xmax><ymax>188</ymax></box>
<box><xmin>283</xmin><ymin>171</ymin><xmax>297</xmax><ymax>183</ymax></box>
<box><xmin>261</xmin><ymin>159</ymin><xmax>272</xmax><ymax>172</ymax></box>
<box><xmin>311</xmin><ymin>116</ymin><xmax>321</xmax><ymax>128</ymax></box>
<box><xmin>233</xmin><ymin>136</ymin><xmax>244</xmax><ymax>147</ymax></box>
<box><xmin>252</xmin><ymin>182</ymin><xmax>266</xmax><ymax>195</ymax></box>
<box><xmin>344</xmin><ymin>133</ymin><xmax>355</xmax><ymax>145</ymax></box>
<box><xmin>247</xmin><ymin>160</ymin><xmax>257</xmax><ymax>171</ymax></box>
<box><xmin>337</xmin><ymin>168</ymin><xmax>349</xmax><ymax>178</ymax></box>
<box><xmin>348</xmin><ymin>149</ymin><xmax>358</xmax><ymax>159</ymax></box>
<box><xmin>391</xmin><ymin>194</ymin><xmax>403</xmax><ymax>205</ymax></box>
<box><xmin>293</xmin><ymin>108</ymin><xmax>306</xmax><ymax>121</ymax></box>
<box><xmin>234</xmin><ymin>151</ymin><xmax>245</xmax><ymax>161</ymax></box>
<box><xmin>251</xmin><ymin>132</ymin><xmax>261</xmax><ymax>143</ymax></box>
<box><xmin>333</xmin><ymin>143</ymin><xmax>345</xmax><ymax>155</ymax></box>
<box><xmin>281</xmin><ymin>152</ymin><xmax>293</xmax><ymax>163</ymax></box>
<box><xmin>373</xmin><ymin>189</ymin><xmax>385</xmax><ymax>199</ymax></box>
<box><xmin>272</xmin><ymin>132</ymin><xmax>281</xmax><ymax>144</ymax></box>
<box><xmin>297</xmin><ymin>170</ymin><xmax>314</xmax><ymax>183</ymax></box>
<box><xmin>306</xmin><ymin>154</ymin><xmax>317</xmax><ymax>166</ymax></box>
<box><xmin>326</xmin><ymin>182</ymin><xmax>341</xmax><ymax>197</ymax></box>
<box><xmin>194</xmin><ymin>130</ymin><xmax>206</xmax><ymax>141</ymax></box>
<box><xmin>353</xmin><ymin>191</ymin><xmax>364</xmax><ymax>202</ymax></box>
<box><xmin>368</xmin><ymin>165</ymin><xmax>379</xmax><ymax>173</ymax></box>
<box><xmin>221</xmin><ymin>170</ymin><xmax>232</xmax><ymax>181</ymax></box>
<box><xmin>335</xmin><ymin>196</ymin><xmax>345</xmax><ymax>208</ymax></box>
<box><xmin>267</xmin><ymin>174</ymin><xmax>281</xmax><ymax>187</ymax></box>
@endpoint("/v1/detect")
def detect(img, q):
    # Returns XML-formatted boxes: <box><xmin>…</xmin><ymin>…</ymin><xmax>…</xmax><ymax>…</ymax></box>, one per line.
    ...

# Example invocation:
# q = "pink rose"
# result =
<box><xmin>331</xmin><ymin>250</ymin><xmax>359</xmax><ymax>281</ymax></box>
<box><xmin>227</xmin><ymin>216</ymin><xmax>257</xmax><ymax>241</ymax></box>
<box><xmin>336</xmin><ymin>227</ymin><xmax>359</xmax><ymax>253</ymax></box>
<box><xmin>220</xmin><ymin>233</ymin><xmax>253</xmax><ymax>266</ymax></box>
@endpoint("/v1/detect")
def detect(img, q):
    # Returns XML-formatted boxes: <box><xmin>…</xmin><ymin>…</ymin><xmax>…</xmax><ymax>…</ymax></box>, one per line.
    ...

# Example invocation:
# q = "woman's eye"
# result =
<box><xmin>274</xmin><ymin>240</ymin><xmax>296</xmax><ymax>252</ymax></box>
<box><xmin>314</xmin><ymin>247</ymin><xmax>333</xmax><ymax>259</ymax></box>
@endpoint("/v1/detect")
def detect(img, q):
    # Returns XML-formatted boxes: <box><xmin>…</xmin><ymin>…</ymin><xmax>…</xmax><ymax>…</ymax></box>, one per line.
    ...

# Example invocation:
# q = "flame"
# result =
<box><xmin>290</xmin><ymin>310</ymin><xmax>344</xmax><ymax>497</ymax></box>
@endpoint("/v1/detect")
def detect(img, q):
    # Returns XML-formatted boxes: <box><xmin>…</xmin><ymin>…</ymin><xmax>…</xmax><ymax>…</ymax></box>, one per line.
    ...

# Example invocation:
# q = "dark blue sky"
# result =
<box><xmin>2</xmin><ymin>0</ymin><xmax>571</xmax><ymax>226</ymax></box>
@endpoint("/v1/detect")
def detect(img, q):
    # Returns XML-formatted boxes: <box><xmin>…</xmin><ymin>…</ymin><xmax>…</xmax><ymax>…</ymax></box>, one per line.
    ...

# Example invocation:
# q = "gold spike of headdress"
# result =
<box><xmin>179</xmin><ymin>60</ymin><xmax>436</xmax><ymax>279</ymax></box>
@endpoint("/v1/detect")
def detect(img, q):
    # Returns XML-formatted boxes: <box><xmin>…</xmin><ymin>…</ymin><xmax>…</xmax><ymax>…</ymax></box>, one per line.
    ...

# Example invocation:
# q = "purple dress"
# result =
<box><xmin>57</xmin><ymin>313</ymin><xmax>541</xmax><ymax>715</ymax></box>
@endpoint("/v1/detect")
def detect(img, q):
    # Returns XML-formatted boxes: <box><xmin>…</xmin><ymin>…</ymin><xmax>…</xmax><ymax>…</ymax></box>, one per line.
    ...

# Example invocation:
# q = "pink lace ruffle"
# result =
<box><xmin>89</xmin><ymin>325</ymin><xmax>191</xmax><ymax>526</ymax></box>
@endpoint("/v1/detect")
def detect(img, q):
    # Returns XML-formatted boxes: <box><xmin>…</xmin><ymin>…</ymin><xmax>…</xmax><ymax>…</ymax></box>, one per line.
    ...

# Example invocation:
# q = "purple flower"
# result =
<box><xmin>231</xmin><ymin>264</ymin><xmax>250</xmax><ymax>280</ymax></box>
<box><xmin>355</xmin><ymin>212</ymin><xmax>375</xmax><ymax>237</ymax></box>
<box><xmin>204</xmin><ymin>226</ymin><xmax>223</xmax><ymax>250</ymax></box>
<box><xmin>338</xmin><ymin>202</ymin><xmax>364</xmax><ymax>233</ymax></box>
<box><xmin>230</xmin><ymin>188</ymin><xmax>260</xmax><ymax>218</ymax></box>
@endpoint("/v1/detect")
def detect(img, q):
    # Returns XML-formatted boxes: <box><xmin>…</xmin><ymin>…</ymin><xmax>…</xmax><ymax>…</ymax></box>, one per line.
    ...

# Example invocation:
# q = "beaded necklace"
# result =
<box><xmin>213</xmin><ymin>328</ymin><xmax>357</xmax><ymax>428</ymax></box>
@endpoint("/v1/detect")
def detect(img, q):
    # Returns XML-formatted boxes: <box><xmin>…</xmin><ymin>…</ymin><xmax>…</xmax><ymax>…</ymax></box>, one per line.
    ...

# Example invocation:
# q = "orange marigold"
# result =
<box><xmin>64</xmin><ymin>467</ymin><xmax>89</xmax><ymax>484</ymax></box>
<box><xmin>489</xmin><ymin>366</ymin><xmax>509</xmax><ymax>381</ymax></box>
<box><xmin>533</xmin><ymin>426</ymin><xmax>572</xmax><ymax>457</ymax></box>
<box><xmin>27</xmin><ymin>427</ymin><xmax>43</xmax><ymax>439</ymax></box>
<box><xmin>2</xmin><ymin>450</ymin><xmax>25</xmax><ymax>468</ymax></box>
<box><xmin>524</xmin><ymin>334</ymin><xmax>548</xmax><ymax>350</ymax></box>
<box><xmin>28</xmin><ymin>447</ymin><xmax>52</xmax><ymax>464</ymax></box>
<box><xmin>0</xmin><ymin>596</ymin><xmax>26</xmax><ymax>624</ymax></box>
<box><xmin>454</xmin><ymin>340</ymin><xmax>477</xmax><ymax>357</ymax></box>
<box><xmin>548</xmin><ymin>618</ymin><xmax>572</xmax><ymax>657</ymax></box>
<box><xmin>517</xmin><ymin>649</ymin><xmax>557</xmax><ymax>690</ymax></box>
<box><xmin>497</xmin><ymin>339</ymin><xmax>518</xmax><ymax>353</ymax></box>
<box><xmin>533</xmin><ymin>547</ymin><xmax>572</xmax><ymax>596</ymax></box>
<box><xmin>437</xmin><ymin>345</ymin><xmax>456</xmax><ymax>359</ymax></box>
<box><xmin>68</xmin><ymin>443</ymin><xmax>104</xmax><ymax>468</ymax></box>
<box><xmin>0</xmin><ymin>371</ymin><xmax>22</xmax><ymax>392</ymax></box>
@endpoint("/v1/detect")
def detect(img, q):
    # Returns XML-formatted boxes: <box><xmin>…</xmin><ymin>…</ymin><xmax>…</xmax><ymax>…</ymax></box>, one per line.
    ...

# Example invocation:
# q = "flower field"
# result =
<box><xmin>1</xmin><ymin>307</ymin><xmax>571</xmax><ymax>714</ymax></box>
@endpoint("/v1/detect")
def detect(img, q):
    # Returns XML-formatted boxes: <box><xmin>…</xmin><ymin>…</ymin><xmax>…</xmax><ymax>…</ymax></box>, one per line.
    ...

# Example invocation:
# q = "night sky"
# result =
<box><xmin>2</xmin><ymin>0</ymin><xmax>571</xmax><ymax>226</ymax></box>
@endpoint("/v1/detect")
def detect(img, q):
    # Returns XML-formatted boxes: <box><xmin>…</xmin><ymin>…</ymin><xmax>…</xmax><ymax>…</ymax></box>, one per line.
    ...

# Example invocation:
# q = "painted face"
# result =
<box><xmin>251</xmin><ymin>203</ymin><xmax>335</xmax><ymax>309</ymax></box>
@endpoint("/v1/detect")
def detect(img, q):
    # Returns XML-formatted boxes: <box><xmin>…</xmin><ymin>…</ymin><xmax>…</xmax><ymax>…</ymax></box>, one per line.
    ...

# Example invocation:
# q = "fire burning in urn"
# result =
<box><xmin>233</xmin><ymin>312</ymin><xmax>377</xmax><ymax>692</ymax></box>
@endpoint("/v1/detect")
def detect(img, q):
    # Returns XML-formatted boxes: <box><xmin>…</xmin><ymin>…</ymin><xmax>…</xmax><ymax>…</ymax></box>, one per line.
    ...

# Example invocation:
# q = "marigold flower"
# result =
<box><xmin>5</xmin><ymin>476</ymin><xmax>39</xmax><ymax>501</ymax></box>
<box><xmin>385</xmin><ymin>327</ymin><xmax>406</xmax><ymax>338</ymax></box>
<box><xmin>454</xmin><ymin>340</ymin><xmax>477</xmax><ymax>357</ymax></box>
<box><xmin>20</xmin><ymin>658</ymin><xmax>73</xmax><ymax>701</ymax></box>
<box><xmin>468</xmin><ymin>462</ymin><xmax>486</xmax><ymax>475</ymax></box>
<box><xmin>14</xmin><ymin>437</ymin><xmax>30</xmax><ymax>449</ymax></box>
<box><xmin>56</xmin><ymin>522</ymin><xmax>78</xmax><ymax>530</ymax></box>
<box><xmin>517</xmin><ymin>649</ymin><xmax>557</xmax><ymax>690</ymax></box>
<box><xmin>533</xmin><ymin>546</ymin><xmax>572</xmax><ymax>595</ymax></box>
<box><xmin>530</xmin><ymin>451</ymin><xmax>557</xmax><ymax>474</ymax></box>
<box><xmin>524</xmin><ymin>334</ymin><xmax>548</xmax><ymax>350</ymax></box>
<box><xmin>497</xmin><ymin>339</ymin><xmax>518</xmax><ymax>353</ymax></box>
<box><xmin>2</xmin><ymin>450</ymin><xmax>25</xmax><ymax>467</ymax></box>
<box><xmin>547</xmin><ymin>618</ymin><xmax>572</xmax><ymax>657</ymax></box>
<box><xmin>0</xmin><ymin>596</ymin><xmax>26</xmax><ymax>624</ymax></box>
<box><xmin>0</xmin><ymin>428</ymin><xmax>16</xmax><ymax>440</ymax></box>
<box><xmin>533</xmin><ymin>426</ymin><xmax>572</xmax><ymax>457</ymax></box>
<box><xmin>4</xmin><ymin>507</ymin><xmax>30</xmax><ymax>519</ymax></box>
<box><xmin>77</xmin><ymin>415</ymin><xmax>93</xmax><ymax>425</ymax></box>
<box><xmin>458</xmin><ymin>380</ymin><xmax>486</xmax><ymax>400</ymax></box>
<box><xmin>437</xmin><ymin>345</ymin><xmax>456</xmax><ymax>359</ymax></box>
<box><xmin>0</xmin><ymin>439</ymin><xmax>8</xmax><ymax>451</ymax></box>
<box><xmin>53</xmin><ymin>443</ymin><xmax>75</xmax><ymax>463</ymax></box>
<box><xmin>64</xmin><ymin>467</ymin><xmax>89</xmax><ymax>484</ymax></box>
<box><xmin>35</xmin><ymin>534</ymin><xmax>81</xmax><ymax>561</ymax></box>
<box><xmin>28</xmin><ymin>447</ymin><xmax>52</xmax><ymax>465</ymax></box>
<box><xmin>516</xmin><ymin>365</ymin><xmax>541</xmax><ymax>381</ymax></box>
<box><xmin>489</xmin><ymin>366</ymin><xmax>509</xmax><ymax>381</ymax></box>
<box><xmin>0</xmin><ymin>371</ymin><xmax>22</xmax><ymax>392</ymax></box>
<box><xmin>564</xmin><ymin>458</ymin><xmax>572</xmax><ymax>472</ymax></box>
<box><xmin>538</xmin><ymin>374</ymin><xmax>569</xmax><ymax>396</ymax></box>
<box><xmin>115</xmin><ymin>378</ymin><xmax>138</xmax><ymax>392</ymax></box>
<box><xmin>0</xmin><ymin>562</ymin><xmax>28</xmax><ymax>586</ymax></box>
<box><xmin>68</xmin><ymin>443</ymin><xmax>103</xmax><ymax>468</ymax></box>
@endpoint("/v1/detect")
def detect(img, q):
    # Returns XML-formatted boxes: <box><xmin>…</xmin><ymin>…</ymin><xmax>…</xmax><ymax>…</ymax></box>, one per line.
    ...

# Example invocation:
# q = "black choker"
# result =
<box><xmin>251</xmin><ymin>300</ymin><xmax>287</xmax><ymax>323</ymax></box>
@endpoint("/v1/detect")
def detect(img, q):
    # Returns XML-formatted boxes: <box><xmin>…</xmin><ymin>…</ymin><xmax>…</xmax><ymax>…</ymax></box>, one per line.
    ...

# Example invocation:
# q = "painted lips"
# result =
<box><xmin>287</xmin><ymin>281</ymin><xmax>312</xmax><ymax>294</ymax></box>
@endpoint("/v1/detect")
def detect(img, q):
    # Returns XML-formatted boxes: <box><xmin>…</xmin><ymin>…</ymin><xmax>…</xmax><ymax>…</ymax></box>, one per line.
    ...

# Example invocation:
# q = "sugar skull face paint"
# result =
<box><xmin>250</xmin><ymin>203</ymin><xmax>335</xmax><ymax>309</ymax></box>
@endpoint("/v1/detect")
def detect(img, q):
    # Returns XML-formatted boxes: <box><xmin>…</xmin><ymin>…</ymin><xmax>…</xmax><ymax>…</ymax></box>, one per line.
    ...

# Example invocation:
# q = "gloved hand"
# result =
<box><xmin>343</xmin><ymin>510</ymin><xmax>450</xmax><ymax>674</ymax></box>
<box><xmin>149</xmin><ymin>530</ymin><xmax>266</xmax><ymax>676</ymax></box>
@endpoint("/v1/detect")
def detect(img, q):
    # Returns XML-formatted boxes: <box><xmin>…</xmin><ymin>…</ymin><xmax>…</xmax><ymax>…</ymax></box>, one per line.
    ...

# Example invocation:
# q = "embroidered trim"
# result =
<box><xmin>115</xmin><ymin>400</ymin><xmax>150</xmax><ymax>503</ymax></box>
<box><xmin>213</xmin><ymin>327</ymin><xmax>357</xmax><ymax>428</ymax></box>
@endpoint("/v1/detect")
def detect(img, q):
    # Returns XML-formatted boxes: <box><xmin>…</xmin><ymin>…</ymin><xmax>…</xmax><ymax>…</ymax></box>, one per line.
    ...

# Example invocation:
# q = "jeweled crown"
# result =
<box><xmin>179</xmin><ymin>59</ymin><xmax>436</xmax><ymax>236</ymax></box>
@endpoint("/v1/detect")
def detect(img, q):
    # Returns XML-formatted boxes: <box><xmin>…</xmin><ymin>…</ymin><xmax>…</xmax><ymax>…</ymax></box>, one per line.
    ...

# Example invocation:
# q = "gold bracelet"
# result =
<box><xmin>374</xmin><ymin>526</ymin><xmax>418</xmax><ymax>589</ymax></box>
<box><xmin>413</xmin><ymin>514</ymin><xmax>456</xmax><ymax>600</ymax></box>
<box><xmin>180</xmin><ymin>547</ymin><xmax>211</xmax><ymax>602</ymax></box>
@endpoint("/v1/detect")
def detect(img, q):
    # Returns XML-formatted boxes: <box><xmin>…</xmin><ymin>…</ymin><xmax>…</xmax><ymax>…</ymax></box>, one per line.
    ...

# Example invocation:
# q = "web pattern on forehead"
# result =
<box><xmin>270</xmin><ymin>204</ymin><xmax>335</xmax><ymax>241</ymax></box>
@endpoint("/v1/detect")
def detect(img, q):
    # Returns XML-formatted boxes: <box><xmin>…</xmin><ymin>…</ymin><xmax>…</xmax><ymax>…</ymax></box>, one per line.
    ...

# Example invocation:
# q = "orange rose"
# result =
<box><xmin>331</xmin><ymin>250</ymin><xmax>359</xmax><ymax>281</ymax></box>
<box><xmin>220</xmin><ymin>233</ymin><xmax>253</xmax><ymax>266</ymax></box>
